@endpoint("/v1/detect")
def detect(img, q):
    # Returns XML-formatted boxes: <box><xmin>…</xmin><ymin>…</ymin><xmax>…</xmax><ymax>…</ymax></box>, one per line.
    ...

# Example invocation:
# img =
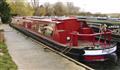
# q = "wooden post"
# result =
<box><xmin>0</xmin><ymin>29</ymin><xmax>4</xmax><ymax>43</ymax></box>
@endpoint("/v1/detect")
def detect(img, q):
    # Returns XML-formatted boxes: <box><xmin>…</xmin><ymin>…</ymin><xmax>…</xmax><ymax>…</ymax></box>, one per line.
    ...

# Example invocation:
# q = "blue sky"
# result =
<box><xmin>28</xmin><ymin>0</ymin><xmax>120</xmax><ymax>14</ymax></box>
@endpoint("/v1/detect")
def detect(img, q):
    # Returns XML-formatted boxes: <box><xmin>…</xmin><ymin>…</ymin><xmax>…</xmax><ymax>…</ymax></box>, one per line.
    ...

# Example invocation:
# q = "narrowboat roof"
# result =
<box><xmin>13</xmin><ymin>16</ymin><xmax>87</xmax><ymax>24</ymax></box>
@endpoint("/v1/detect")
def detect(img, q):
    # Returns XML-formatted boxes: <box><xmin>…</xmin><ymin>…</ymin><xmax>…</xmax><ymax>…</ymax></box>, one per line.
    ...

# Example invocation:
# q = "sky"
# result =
<box><xmin>28</xmin><ymin>0</ymin><xmax>120</xmax><ymax>14</ymax></box>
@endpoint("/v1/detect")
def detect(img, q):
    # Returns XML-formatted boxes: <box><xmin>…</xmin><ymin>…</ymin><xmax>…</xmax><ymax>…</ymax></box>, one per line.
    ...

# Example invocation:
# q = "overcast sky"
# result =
<box><xmin>28</xmin><ymin>0</ymin><xmax>120</xmax><ymax>14</ymax></box>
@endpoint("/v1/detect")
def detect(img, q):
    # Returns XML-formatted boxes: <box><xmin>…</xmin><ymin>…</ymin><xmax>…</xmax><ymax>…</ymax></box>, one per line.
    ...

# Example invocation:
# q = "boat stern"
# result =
<box><xmin>83</xmin><ymin>45</ymin><xmax>117</xmax><ymax>61</ymax></box>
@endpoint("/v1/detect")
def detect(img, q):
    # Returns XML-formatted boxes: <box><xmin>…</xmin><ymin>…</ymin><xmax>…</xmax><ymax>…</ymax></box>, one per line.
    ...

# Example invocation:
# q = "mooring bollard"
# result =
<box><xmin>0</xmin><ymin>29</ymin><xmax>5</xmax><ymax>43</ymax></box>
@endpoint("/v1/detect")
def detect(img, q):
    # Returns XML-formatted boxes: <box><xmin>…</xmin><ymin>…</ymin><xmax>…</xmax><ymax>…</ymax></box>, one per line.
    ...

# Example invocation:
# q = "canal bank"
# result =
<box><xmin>0</xmin><ymin>26</ymin><xmax>17</xmax><ymax>70</ymax></box>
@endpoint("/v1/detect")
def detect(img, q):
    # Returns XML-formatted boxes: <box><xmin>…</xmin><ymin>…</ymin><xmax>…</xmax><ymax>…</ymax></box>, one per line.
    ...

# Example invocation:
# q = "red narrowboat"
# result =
<box><xmin>10</xmin><ymin>16</ymin><xmax>117</xmax><ymax>61</ymax></box>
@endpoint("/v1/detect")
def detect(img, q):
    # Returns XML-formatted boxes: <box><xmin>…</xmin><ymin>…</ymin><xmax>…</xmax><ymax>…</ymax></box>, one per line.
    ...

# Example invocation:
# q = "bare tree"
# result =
<box><xmin>44</xmin><ymin>2</ymin><xmax>53</xmax><ymax>16</ymax></box>
<box><xmin>53</xmin><ymin>2</ymin><xmax>67</xmax><ymax>16</ymax></box>
<box><xmin>31</xmin><ymin>0</ymin><xmax>39</xmax><ymax>8</ymax></box>
<box><xmin>35</xmin><ymin>5</ymin><xmax>46</xmax><ymax>16</ymax></box>
<box><xmin>31</xmin><ymin>0</ymin><xmax>40</xmax><ymax>16</ymax></box>
<box><xmin>66</xmin><ymin>2</ymin><xmax>80</xmax><ymax>15</ymax></box>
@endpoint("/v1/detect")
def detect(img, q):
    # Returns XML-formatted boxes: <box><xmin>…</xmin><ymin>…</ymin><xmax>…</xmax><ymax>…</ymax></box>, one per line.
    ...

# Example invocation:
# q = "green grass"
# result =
<box><xmin>0</xmin><ymin>43</ymin><xmax>17</xmax><ymax>70</ymax></box>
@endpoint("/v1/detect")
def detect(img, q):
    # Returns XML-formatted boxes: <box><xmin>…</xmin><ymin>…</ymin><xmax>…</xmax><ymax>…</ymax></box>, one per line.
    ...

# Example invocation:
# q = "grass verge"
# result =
<box><xmin>0</xmin><ymin>43</ymin><xmax>17</xmax><ymax>70</ymax></box>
